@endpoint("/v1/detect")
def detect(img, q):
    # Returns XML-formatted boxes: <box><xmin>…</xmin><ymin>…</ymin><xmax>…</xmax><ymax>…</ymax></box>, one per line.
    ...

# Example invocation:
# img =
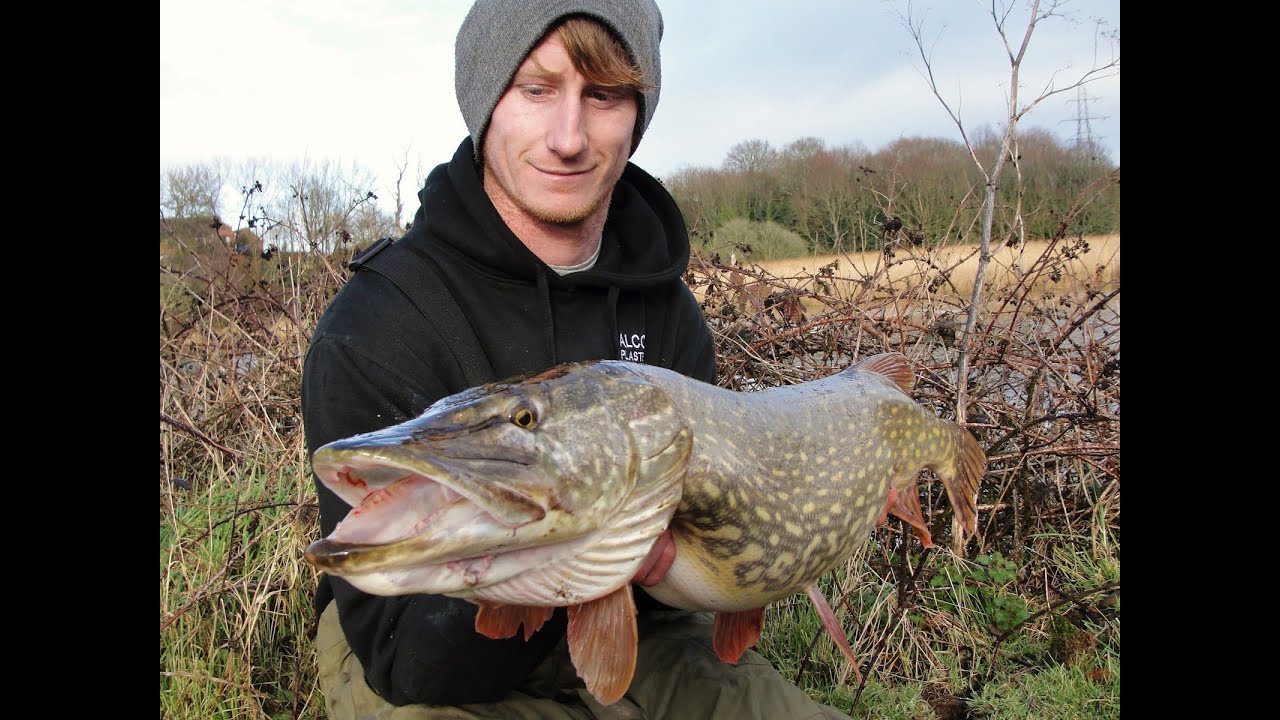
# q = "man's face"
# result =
<box><xmin>482</xmin><ymin>31</ymin><xmax>638</xmax><ymax>226</ymax></box>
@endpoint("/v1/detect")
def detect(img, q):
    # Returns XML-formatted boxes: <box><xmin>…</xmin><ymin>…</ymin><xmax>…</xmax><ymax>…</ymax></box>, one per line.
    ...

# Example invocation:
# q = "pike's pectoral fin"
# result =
<box><xmin>805</xmin><ymin>584</ymin><xmax>864</xmax><ymax>685</ymax></box>
<box><xmin>890</xmin><ymin>479</ymin><xmax>935</xmax><ymax>548</ymax></box>
<box><xmin>474</xmin><ymin>603</ymin><xmax>555</xmax><ymax>642</ymax></box>
<box><xmin>567</xmin><ymin>586</ymin><xmax>638</xmax><ymax>705</ymax></box>
<box><xmin>712</xmin><ymin>607</ymin><xmax>765</xmax><ymax>664</ymax></box>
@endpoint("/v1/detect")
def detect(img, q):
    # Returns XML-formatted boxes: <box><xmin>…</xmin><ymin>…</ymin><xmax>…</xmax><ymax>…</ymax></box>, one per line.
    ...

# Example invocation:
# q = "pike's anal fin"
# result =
<box><xmin>889</xmin><ymin>479</ymin><xmax>935</xmax><ymax>548</ymax></box>
<box><xmin>474</xmin><ymin>603</ymin><xmax>555</xmax><ymax>641</ymax></box>
<box><xmin>805</xmin><ymin>584</ymin><xmax>864</xmax><ymax>684</ymax></box>
<box><xmin>567</xmin><ymin>586</ymin><xmax>638</xmax><ymax>705</ymax></box>
<box><xmin>877</xmin><ymin>487</ymin><xmax>897</xmax><ymax>527</ymax></box>
<box><xmin>712</xmin><ymin>607</ymin><xmax>765</xmax><ymax>663</ymax></box>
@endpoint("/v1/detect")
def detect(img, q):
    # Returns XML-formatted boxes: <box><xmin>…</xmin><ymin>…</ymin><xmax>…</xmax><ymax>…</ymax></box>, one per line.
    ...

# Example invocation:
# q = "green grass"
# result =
<box><xmin>752</xmin><ymin>526</ymin><xmax>1120</xmax><ymax>719</ymax></box>
<box><xmin>968</xmin><ymin>644</ymin><xmax>1119</xmax><ymax>719</ymax></box>
<box><xmin>160</xmin><ymin>459</ymin><xmax>323</xmax><ymax>719</ymax></box>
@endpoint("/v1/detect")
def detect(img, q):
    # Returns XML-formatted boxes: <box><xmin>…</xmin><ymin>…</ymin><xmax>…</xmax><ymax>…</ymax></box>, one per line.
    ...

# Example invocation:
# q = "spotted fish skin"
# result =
<box><xmin>625</xmin><ymin>354</ymin><xmax>983</xmax><ymax>612</ymax></box>
<box><xmin>305</xmin><ymin>354</ymin><xmax>982</xmax><ymax>607</ymax></box>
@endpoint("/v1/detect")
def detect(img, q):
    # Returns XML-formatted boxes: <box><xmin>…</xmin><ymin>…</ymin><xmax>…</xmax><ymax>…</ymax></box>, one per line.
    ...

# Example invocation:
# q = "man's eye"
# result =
<box><xmin>588</xmin><ymin>89</ymin><xmax>622</xmax><ymax>105</ymax></box>
<box><xmin>521</xmin><ymin>85</ymin><xmax>549</xmax><ymax>98</ymax></box>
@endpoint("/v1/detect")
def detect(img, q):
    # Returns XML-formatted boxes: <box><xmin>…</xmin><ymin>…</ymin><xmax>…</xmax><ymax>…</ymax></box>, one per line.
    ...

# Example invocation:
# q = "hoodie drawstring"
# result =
<box><xmin>536</xmin><ymin>268</ymin><xmax>557</xmax><ymax>365</ymax></box>
<box><xmin>607</xmin><ymin>285</ymin><xmax>622</xmax><ymax>360</ymax></box>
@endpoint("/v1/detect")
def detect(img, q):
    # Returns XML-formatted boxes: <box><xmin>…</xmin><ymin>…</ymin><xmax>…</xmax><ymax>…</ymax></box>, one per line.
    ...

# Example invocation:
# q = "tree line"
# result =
<box><xmin>663</xmin><ymin>127</ymin><xmax>1118</xmax><ymax>261</ymax></box>
<box><xmin>160</xmin><ymin>125</ymin><xmax>1118</xmax><ymax>265</ymax></box>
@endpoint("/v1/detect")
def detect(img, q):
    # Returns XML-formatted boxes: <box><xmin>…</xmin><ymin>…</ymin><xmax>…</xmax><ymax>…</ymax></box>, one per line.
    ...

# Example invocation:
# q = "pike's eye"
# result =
<box><xmin>512</xmin><ymin>407</ymin><xmax>538</xmax><ymax>429</ymax></box>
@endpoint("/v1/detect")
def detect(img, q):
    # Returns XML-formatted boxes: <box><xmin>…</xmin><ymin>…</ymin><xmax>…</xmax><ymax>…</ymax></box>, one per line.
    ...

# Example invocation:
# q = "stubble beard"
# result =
<box><xmin>520</xmin><ymin>186</ymin><xmax>612</xmax><ymax>225</ymax></box>
<box><xmin>483</xmin><ymin>159</ymin><xmax>619</xmax><ymax>229</ymax></box>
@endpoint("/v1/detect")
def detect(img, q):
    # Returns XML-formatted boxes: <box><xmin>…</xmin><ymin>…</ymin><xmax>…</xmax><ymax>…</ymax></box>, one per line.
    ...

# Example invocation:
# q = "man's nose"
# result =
<box><xmin>546</xmin><ymin>97</ymin><xmax>587</xmax><ymax>159</ymax></box>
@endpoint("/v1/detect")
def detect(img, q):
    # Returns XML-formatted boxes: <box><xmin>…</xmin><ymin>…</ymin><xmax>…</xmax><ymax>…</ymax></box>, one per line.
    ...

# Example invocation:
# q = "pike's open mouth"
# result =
<box><xmin>303</xmin><ymin>449</ymin><xmax>554</xmax><ymax>574</ymax></box>
<box><xmin>326</xmin><ymin>471</ymin><xmax>476</xmax><ymax>545</ymax></box>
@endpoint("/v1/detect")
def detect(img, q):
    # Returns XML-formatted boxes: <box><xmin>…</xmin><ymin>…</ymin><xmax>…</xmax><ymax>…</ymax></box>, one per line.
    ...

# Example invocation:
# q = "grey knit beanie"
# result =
<box><xmin>455</xmin><ymin>0</ymin><xmax>664</xmax><ymax>162</ymax></box>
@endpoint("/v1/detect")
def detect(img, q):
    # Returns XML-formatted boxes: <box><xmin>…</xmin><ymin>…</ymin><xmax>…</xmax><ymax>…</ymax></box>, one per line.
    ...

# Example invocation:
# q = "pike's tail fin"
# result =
<box><xmin>939</xmin><ymin>424</ymin><xmax>986</xmax><ymax>550</ymax></box>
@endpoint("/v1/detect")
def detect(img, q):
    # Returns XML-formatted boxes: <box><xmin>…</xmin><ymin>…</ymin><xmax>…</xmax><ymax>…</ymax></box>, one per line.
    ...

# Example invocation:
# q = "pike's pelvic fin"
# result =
<box><xmin>474</xmin><ymin>603</ymin><xmax>555</xmax><ymax>641</ymax></box>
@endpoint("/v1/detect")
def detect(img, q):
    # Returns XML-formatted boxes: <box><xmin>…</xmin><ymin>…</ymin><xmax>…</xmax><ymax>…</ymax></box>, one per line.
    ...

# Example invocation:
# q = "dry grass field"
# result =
<box><xmin>765</xmin><ymin>234</ymin><xmax>1117</xmax><ymax>298</ymax></box>
<box><xmin>700</xmin><ymin>234</ymin><xmax>1118</xmax><ymax>308</ymax></box>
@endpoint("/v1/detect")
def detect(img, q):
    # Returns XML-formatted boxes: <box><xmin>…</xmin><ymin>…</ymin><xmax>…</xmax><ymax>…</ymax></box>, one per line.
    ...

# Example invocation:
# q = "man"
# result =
<box><xmin>302</xmin><ymin>1</ymin><xmax>847</xmax><ymax>717</ymax></box>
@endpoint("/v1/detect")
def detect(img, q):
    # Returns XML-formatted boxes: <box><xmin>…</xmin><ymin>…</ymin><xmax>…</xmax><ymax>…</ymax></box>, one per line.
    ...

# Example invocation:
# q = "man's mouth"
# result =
<box><xmin>534</xmin><ymin>165</ymin><xmax>594</xmax><ymax>178</ymax></box>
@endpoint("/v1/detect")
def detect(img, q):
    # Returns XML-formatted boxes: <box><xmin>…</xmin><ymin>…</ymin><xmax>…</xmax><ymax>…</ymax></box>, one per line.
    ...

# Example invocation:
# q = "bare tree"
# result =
<box><xmin>900</xmin><ymin>0</ymin><xmax>1119</xmax><ymax>422</ymax></box>
<box><xmin>260</xmin><ymin>158</ymin><xmax>396</xmax><ymax>253</ymax></box>
<box><xmin>391</xmin><ymin>145</ymin><xmax>424</xmax><ymax>232</ymax></box>
<box><xmin>724</xmin><ymin>139</ymin><xmax>777</xmax><ymax>175</ymax></box>
<box><xmin>161</xmin><ymin>160</ymin><xmax>228</xmax><ymax>220</ymax></box>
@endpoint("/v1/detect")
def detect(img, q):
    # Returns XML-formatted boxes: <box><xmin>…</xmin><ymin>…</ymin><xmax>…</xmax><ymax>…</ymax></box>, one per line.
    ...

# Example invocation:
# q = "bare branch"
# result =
<box><xmin>898</xmin><ymin>0</ymin><xmax>1119</xmax><ymax>423</ymax></box>
<box><xmin>898</xmin><ymin>2</ymin><xmax>988</xmax><ymax>182</ymax></box>
<box><xmin>392</xmin><ymin>145</ymin><xmax>413</xmax><ymax>231</ymax></box>
<box><xmin>1014</xmin><ymin>58</ymin><xmax>1121</xmax><ymax>122</ymax></box>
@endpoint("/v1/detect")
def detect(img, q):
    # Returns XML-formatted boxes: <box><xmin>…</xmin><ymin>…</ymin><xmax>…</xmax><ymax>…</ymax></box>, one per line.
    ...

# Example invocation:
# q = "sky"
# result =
<box><xmin>160</xmin><ymin>0</ymin><xmax>1120</xmax><ymax>222</ymax></box>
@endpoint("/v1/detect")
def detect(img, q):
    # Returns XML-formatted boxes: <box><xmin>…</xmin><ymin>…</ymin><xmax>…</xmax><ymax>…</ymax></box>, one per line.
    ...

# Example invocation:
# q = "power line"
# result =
<box><xmin>1060</xmin><ymin>87</ymin><xmax>1109</xmax><ymax>150</ymax></box>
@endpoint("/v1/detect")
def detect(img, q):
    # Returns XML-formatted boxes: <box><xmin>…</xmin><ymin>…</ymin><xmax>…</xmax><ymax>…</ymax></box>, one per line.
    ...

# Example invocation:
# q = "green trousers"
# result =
<box><xmin>317</xmin><ymin>601</ymin><xmax>849</xmax><ymax>719</ymax></box>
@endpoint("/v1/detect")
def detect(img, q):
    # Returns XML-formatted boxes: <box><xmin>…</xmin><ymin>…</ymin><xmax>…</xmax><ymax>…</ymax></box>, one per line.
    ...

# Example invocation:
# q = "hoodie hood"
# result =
<box><xmin>404</xmin><ymin>138</ymin><xmax>690</xmax><ymax>291</ymax></box>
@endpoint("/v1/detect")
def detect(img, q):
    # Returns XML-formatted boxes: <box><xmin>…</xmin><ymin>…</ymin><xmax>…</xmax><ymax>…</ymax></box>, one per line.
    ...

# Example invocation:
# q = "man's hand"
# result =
<box><xmin>632</xmin><ymin>529</ymin><xmax>676</xmax><ymax>587</ymax></box>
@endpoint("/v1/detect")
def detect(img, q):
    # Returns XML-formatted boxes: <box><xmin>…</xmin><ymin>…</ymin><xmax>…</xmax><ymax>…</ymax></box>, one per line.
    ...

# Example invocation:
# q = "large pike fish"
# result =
<box><xmin>305</xmin><ymin>353</ymin><xmax>985</xmax><ymax>704</ymax></box>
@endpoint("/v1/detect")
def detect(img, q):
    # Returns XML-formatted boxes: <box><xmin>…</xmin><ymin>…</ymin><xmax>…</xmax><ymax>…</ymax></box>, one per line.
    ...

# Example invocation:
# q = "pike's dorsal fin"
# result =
<box><xmin>850</xmin><ymin>352</ymin><xmax>914</xmax><ymax>394</ymax></box>
<box><xmin>567</xmin><ymin>587</ymin><xmax>638</xmax><ymax>705</ymax></box>
<box><xmin>474</xmin><ymin>603</ymin><xmax>555</xmax><ymax>642</ymax></box>
<box><xmin>712</xmin><ymin>608</ymin><xmax>765</xmax><ymax>664</ymax></box>
<box><xmin>890</xmin><ymin>478</ymin><xmax>935</xmax><ymax>548</ymax></box>
<box><xmin>805</xmin><ymin>584</ymin><xmax>864</xmax><ymax>684</ymax></box>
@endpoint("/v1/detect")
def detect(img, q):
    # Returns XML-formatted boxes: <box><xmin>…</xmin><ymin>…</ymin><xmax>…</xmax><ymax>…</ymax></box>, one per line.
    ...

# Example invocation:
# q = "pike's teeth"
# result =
<box><xmin>331</xmin><ymin>475</ymin><xmax>462</xmax><ymax>544</ymax></box>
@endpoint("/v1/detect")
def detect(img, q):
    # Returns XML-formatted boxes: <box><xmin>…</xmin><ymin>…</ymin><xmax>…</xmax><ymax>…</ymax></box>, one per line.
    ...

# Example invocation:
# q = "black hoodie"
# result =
<box><xmin>301</xmin><ymin>138</ymin><xmax>716</xmax><ymax>706</ymax></box>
